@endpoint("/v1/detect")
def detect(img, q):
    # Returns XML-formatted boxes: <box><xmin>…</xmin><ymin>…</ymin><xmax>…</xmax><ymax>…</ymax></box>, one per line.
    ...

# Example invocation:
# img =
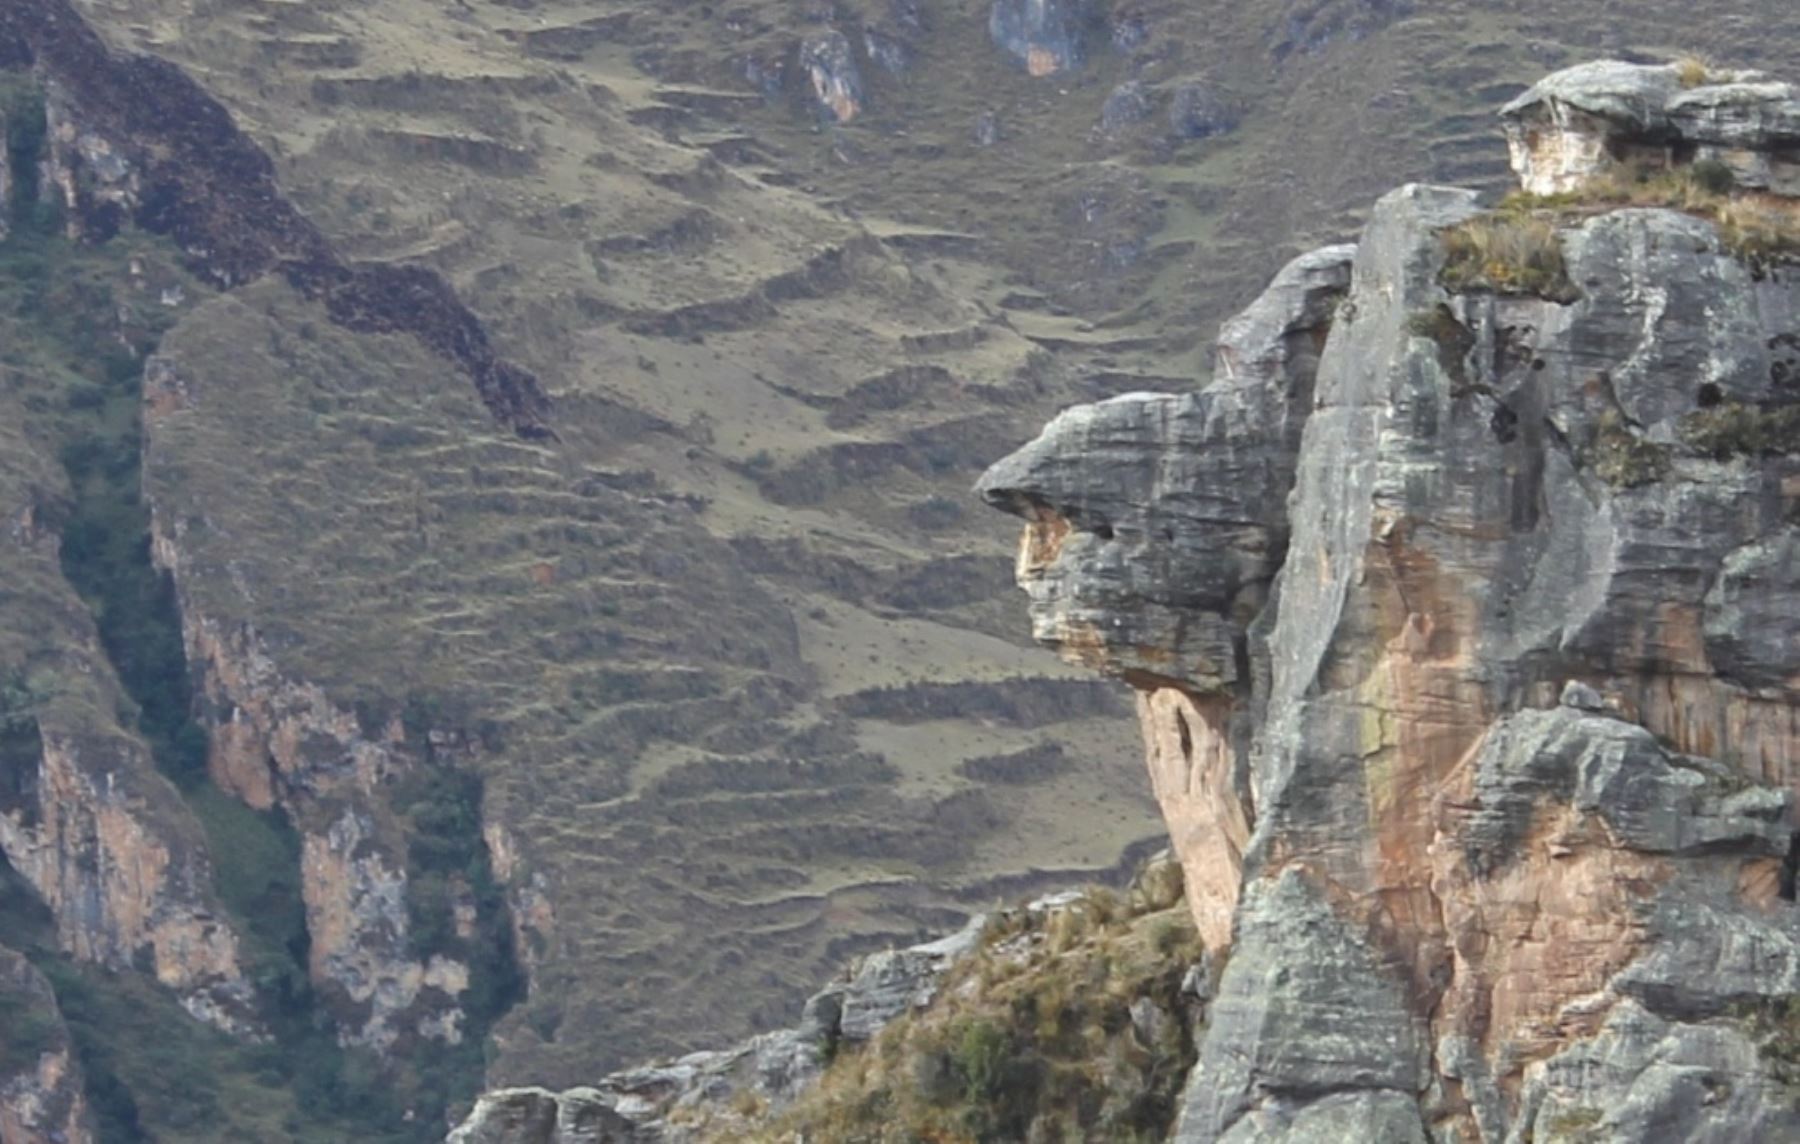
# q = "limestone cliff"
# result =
<box><xmin>0</xmin><ymin>357</ymin><xmax>255</xmax><ymax>1037</ymax></box>
<box><xmin>0</xmin><ymin>946</ymin><xmax>93</xmax><ymax>1144</ymax></box>
<box><xmin>979</xmin><ymin>59</ymin><xmax>1800</xmax><ymax>1142</ymax></box>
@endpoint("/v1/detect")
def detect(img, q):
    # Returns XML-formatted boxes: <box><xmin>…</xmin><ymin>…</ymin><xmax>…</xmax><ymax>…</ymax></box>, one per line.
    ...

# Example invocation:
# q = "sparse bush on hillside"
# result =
<box><xmin>746</xmin><ymin>877</ymin><xmax>1205</xmax><ymax>1144</ymax></box>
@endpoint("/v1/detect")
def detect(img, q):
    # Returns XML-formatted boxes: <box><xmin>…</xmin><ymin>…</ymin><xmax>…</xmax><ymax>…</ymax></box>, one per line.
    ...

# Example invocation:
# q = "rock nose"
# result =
<box><xmin>973</xmin><ymin>429</ymin><xmax>1056</xmax><ymax>520</ymax></box>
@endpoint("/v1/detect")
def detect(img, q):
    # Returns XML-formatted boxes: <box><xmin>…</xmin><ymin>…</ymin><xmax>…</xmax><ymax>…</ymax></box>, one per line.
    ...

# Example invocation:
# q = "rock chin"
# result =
<box><xmin>980</xmin><ymin>59</ymin><xmax>1800</xmax><ymax>1144</ymax></box>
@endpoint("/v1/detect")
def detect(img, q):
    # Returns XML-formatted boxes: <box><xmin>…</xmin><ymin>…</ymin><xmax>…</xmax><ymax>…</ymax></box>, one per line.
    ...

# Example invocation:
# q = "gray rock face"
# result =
<box><xmin>1185</xmin><ymin>869</ymin><xmax>1431</xmax><ymax>1138</ymax></box>
<box><xmin>975</xmin><ymin>243</ymin><xmax>1353</xmax><ymax>691</ymax></box>
<box><xmin>1168</xmin><ymin>82</ymin><xmax>1237</xmax><ymax>140</ymax></box>
<box><xmin>982</xmin><ymin>76</ymin><xmax>1800</xmax><ymax>1140</ymax></box>
<box><xmin>1513</xmin><ymin>1000</ymin><xmax>1800</xmax><ymax>1144</ymax></box>
<box><xmin>989</xmin><ymin>0</ymin><xmax>1089</xmax><ymax>76</ymax></box>
<box><xmin>799</xmin><ymin>31</ymin><xmax>865</xmax><ymax>123</ymax></box>
<box><xmin>0</xmin><ymin>946</ymin><xmax>94</xmax><ymax>1144</ymax></box>
<box><xmin>1100</xmin><ymin>80</ymin><xmax>1154</xmax><ymax>135</ymax></box>
<box><xmin>448</xmin><ymin>918</ymin><xmax>983</xmax><ymax>1143</ymax></box>
<box><xmin>1503</xmin><ymin>59</ymin><xmax>1800</xmax><ymax>194</ymax></box>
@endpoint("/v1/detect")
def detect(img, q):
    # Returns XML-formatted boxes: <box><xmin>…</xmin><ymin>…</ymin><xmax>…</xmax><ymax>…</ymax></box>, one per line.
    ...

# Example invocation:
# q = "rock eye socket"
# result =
<box><xmin>1092</xmin><ymin>523</ymin><xmax>1115</xmax><ymax>540</ymax></box>
<box><xmin>1697</xmin><ymin>382</ymin><xmax>1724</xmax><ymax>408</ymax></box>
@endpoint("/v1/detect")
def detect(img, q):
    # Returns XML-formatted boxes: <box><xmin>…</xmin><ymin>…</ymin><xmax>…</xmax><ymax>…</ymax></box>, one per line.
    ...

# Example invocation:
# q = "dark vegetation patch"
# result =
<box><xmin>959</xmin><ymin>743</ymin><xmax>1071</xmax><ymax>785</ymax></box>
<box><xmin>837</xmin><ymin>678</ymin><xmax>1126</xmax><ymax>725</ymax></box>
<box><xmin>1590</xmin><ymin>412</ymin><xmax>1673</xmax><ymax>488</ymax></box>
<box><xmin>1678</xmin><ymin>401</ymin><xmax>1800</xmax><ymax>459</ymax></box>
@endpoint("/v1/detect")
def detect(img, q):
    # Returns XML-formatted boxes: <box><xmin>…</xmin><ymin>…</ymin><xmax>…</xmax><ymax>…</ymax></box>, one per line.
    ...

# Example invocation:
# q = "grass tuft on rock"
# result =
<box><xmin>1439</xmin><ymin>213</ymin><xmax>1579</xmax><ymax>302</ymax></box>
<box><xmin>1675</xmin><ymin>54</ymin><xmax>1716</xmax><ymax>89</ymax></box>
<box><xmin>1678</xmin><ymin>401</ymin><xmax>1800</xmax><ymax>459</ymax></box>
<box><xmin>1501</xmin><ymin>162</ymin><xmax>1800</xmax><ymax>270</ymax></box>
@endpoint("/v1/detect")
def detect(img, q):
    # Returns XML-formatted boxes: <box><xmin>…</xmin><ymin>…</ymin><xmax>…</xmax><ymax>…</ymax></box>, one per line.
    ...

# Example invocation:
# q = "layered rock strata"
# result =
<box><xmin>981</xmin><ymin>60</ymin><xmax>1800</xmax><ymax>1143</ymax></box>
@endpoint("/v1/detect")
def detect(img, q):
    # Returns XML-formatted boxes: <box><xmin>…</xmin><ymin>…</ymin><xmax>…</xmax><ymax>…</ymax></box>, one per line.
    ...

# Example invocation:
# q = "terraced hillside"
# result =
<box><xmin>10</xmin><ymin>0</ymin><xmax>1800</xmax><ymax>1137</ymax></box>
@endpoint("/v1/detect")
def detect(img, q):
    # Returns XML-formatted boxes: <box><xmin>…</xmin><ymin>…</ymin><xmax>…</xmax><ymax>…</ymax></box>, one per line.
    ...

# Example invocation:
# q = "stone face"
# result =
<box><xmin>976</xmin><ymin>244</ymin><xmax>1354</xmax><ymax>692</ymax></box>
<box><xmin>0</xmin><ymin>946</ymin><xmax>95</xmax><ymax>1144</ymax></box>
<box><xmin>983</xmin><ymin>145</ymin><xmax>1800</xmax><ymax>1137</ymax></box>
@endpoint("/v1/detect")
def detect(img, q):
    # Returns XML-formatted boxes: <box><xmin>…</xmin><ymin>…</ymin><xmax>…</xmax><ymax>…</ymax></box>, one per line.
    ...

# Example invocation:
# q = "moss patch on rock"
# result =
<box><xmin>1678</xmin><ymin>401</ymin><xmax>1800</xmax><ymax>459</ymax></box>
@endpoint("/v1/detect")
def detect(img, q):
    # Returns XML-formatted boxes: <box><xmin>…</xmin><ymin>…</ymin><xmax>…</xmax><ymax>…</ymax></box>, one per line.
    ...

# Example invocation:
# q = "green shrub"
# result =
<box><xmin>1690</xmin><ymin>158</ymin><xmax>1738</xmax><ymax>196</ymax></box>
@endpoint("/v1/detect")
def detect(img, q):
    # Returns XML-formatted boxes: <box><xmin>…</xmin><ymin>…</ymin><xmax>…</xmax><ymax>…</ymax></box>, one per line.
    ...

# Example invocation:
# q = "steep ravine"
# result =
<box><xmin>0</xmin><ymin>74</ymin><xmax>517</xmax><ymax>1140</ymax></box>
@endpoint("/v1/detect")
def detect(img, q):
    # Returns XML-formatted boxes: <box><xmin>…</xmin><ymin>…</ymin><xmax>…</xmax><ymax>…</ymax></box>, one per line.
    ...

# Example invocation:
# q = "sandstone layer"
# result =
<box><xmin>982</xmin><ymin>60</ymin><xmax>1800</xmax><ymax>1143</ymax></box>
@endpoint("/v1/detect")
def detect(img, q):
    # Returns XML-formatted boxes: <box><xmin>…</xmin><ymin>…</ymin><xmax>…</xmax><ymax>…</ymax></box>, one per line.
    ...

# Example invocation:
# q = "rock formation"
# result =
<box><xmin>1503</xmin><ymin>59</ymin><xmax>1800</xmax><ymax>196</ymax></box>
<box><xmin>981</xmin><ymin>59</ymin><xmax>1800</xmax><ymax>1142</ymax></box>
<box><xmin>0</xmin><ymin>947</ymin><xmax>93</xmax><ymax>1144</ymax></box>
<box><xmin>990</xmin><ymin>0</ymin><xmax>1089</xmax><ymax>77</ymax></box>
<box><xmin>0</xmin><ymin>372</ymin><xmax>257</xmax><ymax>1037</ymax></box>
<box><xmin>801</xmin><ymin>31</ymin><xmax>866</xmax><ymax>124</ymax></box>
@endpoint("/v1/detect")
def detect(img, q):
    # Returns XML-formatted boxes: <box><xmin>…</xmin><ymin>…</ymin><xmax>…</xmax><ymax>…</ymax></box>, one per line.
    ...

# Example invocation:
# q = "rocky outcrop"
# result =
<box><xmin>982</xmin><ymin>60</ymin><xmax>1800</xmax><ymax>1143</ymax></box>
<box><xmin>0</xmin><ymin>947</ymin><xmax>93</xmax><ymax>1144</ymax></box>
<box><xmin>449</xmin><ymin>918</ymin><xmax>983</xmax><ymax>1143</ymax></box>
<box><xmin>148</xmin><ymin>509</ymin><xmax>472</xmax><ymax>1053</ymax></box>
<box><xmin>990</xmin><ymin>0</ymin><xmax>1089</xmax><ymax>77</ymax></box>
<box><xmin>0</xmin><ymin>730</ymin><xmax>257</xmax><ymax>1036</ymax></box>
<box><xmin>0</xmin><ymin>398</ymin><xmax>256</xmax><ymax>1037</ymax></box>
<box><xmin>800</xmin><ymin>31</ymin><xmax>865</xmax><ymax>123</ymax></box>
<box><xmin>1503</xmin><ymin>59</ymin><xmax>1800</xmax><ymax>195</ymax></box>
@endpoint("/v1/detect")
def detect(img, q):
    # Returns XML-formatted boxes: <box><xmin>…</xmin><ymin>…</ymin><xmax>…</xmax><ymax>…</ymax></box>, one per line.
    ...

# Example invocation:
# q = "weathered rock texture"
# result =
<box><xmin>982</xmin><ymin>61</ymin><xmax>1800</xmax><ymax>1143</ymax></box>
<box><xmin>449</xmin><ymin>919</ymin><xmax>983</xmax><ymax>1143</ymax></box>
<box><xmin>1504</xmin><ymin>59</ymin><xmax>1800</xmax><ymax>196</ymax></box>
<box><xmin>0</xmin><ymin>946</ymin><xmax>94</xmax><ymax>1144</ymax></box>
<box><xmin>990</xmin><ymin>0</ymin><xmax>1089</xmax><ymax>77</ymax></box>
<box><xmin>149</xmin><ymin>508</ymin><xmax>471</xmax><ymax>1052</ymax></box>
<box><xmin>0</xmin><ymin>382</ymin><xmax>255</xmax><ymax>1038</ymax></box>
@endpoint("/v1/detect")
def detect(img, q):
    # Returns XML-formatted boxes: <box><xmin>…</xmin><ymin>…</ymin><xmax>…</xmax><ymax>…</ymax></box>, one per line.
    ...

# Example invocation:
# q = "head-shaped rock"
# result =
<box><xmin>975</xmin><ymin>245</ymin><xmax>1355</xmax><ymax>693</ymax></box>
<box><xmin>1501</xmin><ymin>59</ymin><xmax>1800</xmax><ymax>196</ymax></box>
